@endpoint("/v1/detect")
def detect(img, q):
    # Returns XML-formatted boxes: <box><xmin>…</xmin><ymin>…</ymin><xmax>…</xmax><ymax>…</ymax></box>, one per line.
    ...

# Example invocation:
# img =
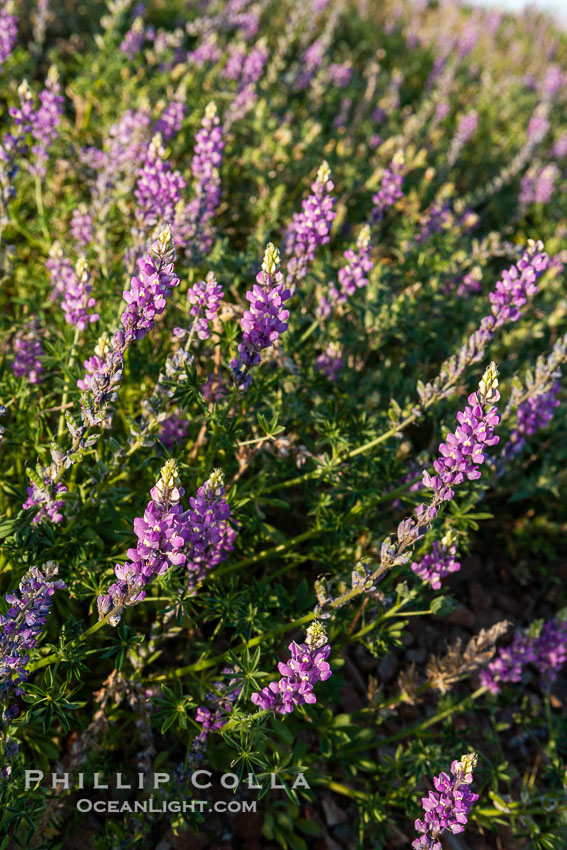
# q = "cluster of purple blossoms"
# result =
<box><xmin>185</xmin><ymin>469</ymin><xmax>236</xmax><ymax>590</ymax></box>
<box><xmin>70</xmin><ymin>204</ymin><xmax>93</xmax><ymax>248</ymax></box>
<box><xmin>134</xmin><ymin>133</ymin><xmax>186</xmax><ymax>238</ymax></box>
<box><xmin>552</xmin><ymin>132</ymin><xmax>567</xmax><ymax>159</ymax></box>
<box><xmin>23</xmin><ymin>471</ymin><xmax>67</xmax><ymax>523</ymax></box>
<box><xmin>97</xmin><ymin>460</ymin><xmax>190</xmax><ymax>626</ymax></box>
<box><xmin>183</xmin><ymin>271</ymin><xmax>223</xmax><ymax>341</ymax></box>
<box><xmin>46</xmin><ymin>241</ymin><xmax>75</xmax><ymax>300</ymax></box>
<box><xmin>372</xmin><ymin>151</ymin><xmax>405</xmax><ymax>222</ymax></box>
<box><xmin>454</xmin><ymin>266</ymin><xmax>482</xmax><ymax>298</ymax></box>
<box><xmin>28</xmin><ymin>66</ymin><xmax>63</xmax><ymax>179</ymax></box>
<box><xmin>413</xmin><ymin>753</ymin><xmax>479</xmax><ymax>850</ymax></box>
<box><xmin>328</xmin><ymin>61</ymin><xmax>352</xmax><ymax>88</ymax></box>
<box><xmin>187</xmin><ymin>34</ymin><xmax>222</xmax><ymax>68</ymax></box>
<box><xmin>334</xmin><ymin>224</ymin><xmax>373</xmax><ymax>303</ymax></box>
<box><xmin>411</xmin><ymin>533</ymin><xmax>461</xmax><ymax>590</ymax></box>
<box><xmin>285</xmin><ymin>161</ymin><xmax>336</xmax><ymax>290</ymax></box>
<box><xmin>121</xmin><ymin>228</ymin><xmax>180</xmax><ymax>344</ymax></box>
<box><xmin>12</xmin><ymin>323</ymin><xmax>45</xmax><ymax>384</ymax></box>
<box><xmin>159</xmin><ymin>413</ymin><xmax>190</xmax><ymax>451</ymax></box>
<box><xmin>251</xmin><ymin>622</ymin><xmax>332</xmax><ymax>715</ymax></box>
<box><xmin>120</xmin><ymin>16</ymin><xmax>145</xmax><ymax>60</ymax></box>
<box><xmin>0</xmin><ymin>1</ymin><xmax>17</xmax><ymax>68</ymax></box>
<box><xmin>231</xmin><ymin>243</ymin><xmax>291</xmax><ymax>390</ymax></box>
<box><xmin>501</xmin><ymin>381</ymin><xmax>560</xmax><ymax>463</ymax></box>
<box><xmin>61</xmin><ymin>258</ymin><xmax>99</xmax><ymax>331</ymax></box>
<box><xmin>415</xmin><ymin>199</ymin><xmax>453</xmax><ymax>244</ymax></box>
<box><xmin>540</xmin><ymin>64</ymin><xmax>565</xmax><ymax>101</ymax></box>
<box><xmin>195</xmin><ymin>670</ymin><xmax>242</xmax><ymax>739</ymax></box>
<box><xmin>423</xmin><ymin>362</ymin><xmax>500</xmax><ymax>503</ymax></box>
<box><xmin>447</xmin><ymin>111</ymin><xmax>478</xmax><ymax>167</ymax></box>
<box><xmin>0</xmin><ymin>562</ymin><xmax>66</xmax><ymax>701</ymax></box>
<box><xmin>527</xmin><ymin>106</ymin><xmax>550</xmax><ymax>145</ymax></box>
<box><xmin>485</xmin><ymin>239</ymin><xmax>548</xmax><ymax>330</ymax></box>
<box><xmin>174</xmin><ymin>102</ymin><xmax>224</xmax><ymax>258</ymax></box>
<box><xmin>480</xmin><ymin>617</ymin><xmax>567</xmax><ymax>694</ymax></box>
<box><xmin>314</xmin><ymin>342</ymin><xmax>344</xmax><ymax>381</ymax></box>
<box><xmin>154</xmin><ymin>100</ymin><xmax>186</xmax><ymax>141</ymax></box>
<box><xmin>79</xmin><ymin>229</ymin><xmax>178</xmax><ymax>427</ymax></box>
<box><xmin>0</xmin><ymin>81</ymin><xmax>34</xmax><ymax>220</ymax></box>
<box><xmin>519</xmin><ymin>163</ymin><xmax>559</xmax><ymax>209</ymax></box>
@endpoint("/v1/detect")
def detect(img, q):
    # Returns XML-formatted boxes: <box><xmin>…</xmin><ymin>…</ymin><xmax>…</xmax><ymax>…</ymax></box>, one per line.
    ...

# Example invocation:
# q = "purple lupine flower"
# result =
<box><xmin>187</xmin><ymin>34</ymin><xmax>222</xmax><ymax>68</ymax></box>
<box><xmin>46</xmin><ymin>241</ymin><xmax>75</xmax><ymax>300</ymax></box>
<box><xmin>251</xmin><ymin>622</ymin><xmax>332</xmax><ymax>714</ymax></box>
<box><xmin>480</xmin><ymin>617</ymin><xmax>567</xmax><ymax>694</ymax></box>
<box><xmin>154</xmin><ymin>100</ymin><xmax>186</xmax><ymax>141</ymax></box>
<box><xmin>0</xmin><ymin>81</ymin><xmax>34</xmax><ymax>220</ymax></box>
<box><xmin>415</xmin><ymin>199</ymin><xmax>452</xmax><ymax>244</ymax></box>
<box><xmin>500</xmin><ymin>381</ymin><xmax>560</xmax><ymax>463</ymax></box>
<box><xmin>134</xmin><ymin>133</ymin><xmax>186</xmax><ymax>238</ymax></box>
<box><xmin>540</xmin><ymin>64</ymin><xmax>565</xmax><ymax>101</ymax></box>
<box><xmin>0</xmin><ymin>1</ymin><xmax>17</xmax><ymax>68</ymax></box>
<box><xmin>0</xmin><ymin>562</ymin><xmax>66</xmax><ymax>700</ymax></box>
<box><xmin>185</xmin><ymin>469</ymin><xmax>236</xmax><ymax>589</ymax></box>
<box><xmin>222</xmin><ymin>43</ymin><xmax>246</xmax><ymax>80</ymax></box>
<box><xmin>372</xmin><ymin>151</ymin><xmax>405</xmax><ymax>222</ymax></box>
<box><xmin>195</xmin><ymin>669</ymin><xmax>242</xmax><ymax>739</ymax></box>
<box><xmin>182</xmin><ymin>271</ymin><xmax>223</xmax><ymax>341</ymax></box>
<box><xmin>455</xmin><ymin>267</ymin><xmax>482</xmax><ymax>298</ymax></box>
<box><xmin>448</xmin><ymin>111</ymin><xmax>478</xmax><ymax>167</ymax></box>
<box><xmin>552</xmin><ymin>133</ymin><xmax>567</xmax><ymax>159</ymax></box>
<box><xmin>159</xmin><ymin>413</ymin><xmax>190</xmax><ymax>451</ymax></box>
<box><xmin>334</xmin><ymin>224</ymin><xmax>373</xmax><ymax>303</ymax></box>
<box><xmin>485</xmin><ymin>240</ymin><xmax>548</xmax><ymax>329</ymax></box>
<box><xmin>97</xmin><ymin>460</ymin><xmax>190</xmax><ymax>626</ymax></box>
<box><xmin>12</xmin><ymin>323</ymin><xmax>45</xmax><ymax>384</ymax></box>
<box><xmin>519</xmin><ymin>164</ymin><xmax>559</xmax><ymax>208</ymax></box>
<box><xmin>413</xmin><ymin>753</ymin><xmax>479</xmax><ymax>850</ymax></box>
<box><xmin>70</xmin><ymin>204</ymin><xmax>93</xmax><ymax>249</ymax></box>
<box><xmin>411</xmin><ymin>533</ymin><xmax>460</xmax><ymax>590</ymax></box>
<box><xmin>23</xmin><ymin>472</ymin><xmax>67</xmax><ymax>524</ymax></box>
<box><xmin>61</xmin><ymin>258</ymin><xmax>99</xmax><ymax>331</ymax></box>
<box><xmin>285</xmin><ymin>161</ymin><xmax>336</xmax><ymax>290</ymax></box>
<box><xmin>231</xmin><ymin>243</ymin><xmax>291</xmax><ymax>390</ymax></box>
<box><xmin>79</xmin><ymin>229</ymin><xmax>178</xmax><ymax>427</ymax></box>
<box><xmin>120</xmin><ymin>16</ymin><xmax>145</xmax><ymax>59</ymax></box>
<box><xmin>29</xmin><ymin>66</ymin><xmax>63</xmax><ymax>179</ymax></box>
<box><xmin>240</xmin><ymin>39</ymin><xmax>268</xmax><ymax>84</ymax></box>
<box><xmin>328</xmin><ymin>62</ymin><xmax>352</xmax><ymax>88</ymax></box>
<box><xmin>333</xmin><ymin>97</ymin><xmax>352</xmax><ymax>129</ymax></box>
<box><xmin>121</xmin><ymin>227</ymin><xmax>180</xmax><ymax>344</ymax></box>
<box><xmin>315</xmin><ymin>342</ymin><xmax>344</xmax><ymax>381</ymax></box>
<box><xmin>423</xmin><ymin>363</ymin><xmax>500</xmax><ymax>503</ymax></box>
<box><xmin>527</xmin><ymin>107</ymin><xmax>550</xmax><ymax>145</ymax></box>
<box><xmin>174</xmin><ymin>102</ymin><xmax>224</xmax><ymax>258</ymax></box>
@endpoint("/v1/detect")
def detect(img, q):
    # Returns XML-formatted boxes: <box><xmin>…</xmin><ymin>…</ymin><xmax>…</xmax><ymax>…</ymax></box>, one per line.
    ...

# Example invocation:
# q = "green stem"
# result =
<box><xmin>57</xmin><ymin>326</ymin><xmax>82</xmax><ymax>439</ymax></box>
<box><xmin>214</xmin><ymin>528</ymin><xmax>319</xmax><ymax>577</ymax></box>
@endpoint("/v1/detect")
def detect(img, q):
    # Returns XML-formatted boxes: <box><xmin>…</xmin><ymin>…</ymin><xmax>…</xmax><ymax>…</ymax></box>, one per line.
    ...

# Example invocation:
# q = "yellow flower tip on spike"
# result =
<box><xmin>306</xmin><ymin>620</ymin><xmax>327</xmax><ymax>649</ymax></box>
<box><xmin>75</xmin><ymin>257</ymin><xmax>89</xmax><ymax>280</ymax></box>
<box><xmin>207</xmin><ymin>468</ymin><xmax>225</xmax><ymax>495</ymax></box>
<box><xmin>262</xmin><ymin>242</ymin><xmax>281</xmax><ymax>275</ymax></box>
<box><xmin>393</xmin><ymin>149</ymin><xmax>405</xmax><ymax>167</ymax></box>
<box><xmin>156</xmin><ymin>225</ymin><xmax>173</xmax><ymax>255</ymax></box>
<box><xmin>47</xmin><ymin>65</ymin><xmax>59</xmax><ymax>86</ymax></box>
<box><xmin>479</xmin><ymin>361</ymin><xmax>499</xmax><ymax>401</ymax></box>
<box><xmin>441</xmin><ymin>528</ymin><xmax>458</xmax><ymax>548</ymax></box>
<box><xmin>94</xmin><ymin>332</ymin><xmax>111</xmax><ymax>359</ymax></box>
<box><xmin>205</xmin><ymin>101</ymin><xmax>217</xmax><ymax>121</ymax></box>
<box><xmin>155</xmin><ymin>459</ymin><xmax>182</xmax><ymax>502</ymax></box>
<box><xmin>527</xmin><ymin>237</ymin><xmax>544</xmax><ymax>254</ymax></box>
<box><xmin>317</xmin><ymin>160</ymin><xmax>331</xmax><ymax>185</ymax></box>
<box><xmin>49</xmin><ymin>240</ymin><xmax>62</xmax><ymax>259</ymax></box>
<box><xmin>18</xmin><ymin>80</ymin><xmax>32</xmax><ymax>101</ymax></box>
<box><xmin>358</xmin><ymin>224</ymin><xmax>371</xmax><ymax>249</ymax></box>
<box><xmin>457</xmin><ymin>752</ymin><xmax>478</xmax><ymax>780</ymax></box>
<box><xmin>132</xmin><ymin>16</ymin><xmax>144</xmax><ymax>33</ymax></box>
<box><xmin>149</xmin><ymin>133</ymin><xmax>165</xmax><ymax>160</ymax></box>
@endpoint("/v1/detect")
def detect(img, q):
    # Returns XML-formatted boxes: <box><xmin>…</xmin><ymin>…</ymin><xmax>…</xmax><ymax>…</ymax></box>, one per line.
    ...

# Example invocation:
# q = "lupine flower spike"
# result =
<box><xmin>413</xmin><ymin>753</ymin><xmax>479</xmax><ymax>850</ymax></box>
